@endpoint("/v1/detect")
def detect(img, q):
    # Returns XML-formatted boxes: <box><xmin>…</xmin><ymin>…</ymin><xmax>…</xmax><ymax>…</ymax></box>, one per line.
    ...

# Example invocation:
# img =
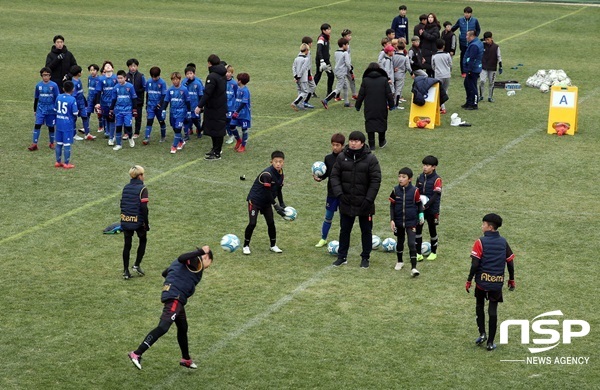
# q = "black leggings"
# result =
<box><xmin>123</xmin><ymin>227</ymin><xmax>147</xmax><ymax>270</ymax></box>
<box><xmin>244</xmin><ymin>203</ymin><xmax>276</xmax><ymax>247</ymax></box>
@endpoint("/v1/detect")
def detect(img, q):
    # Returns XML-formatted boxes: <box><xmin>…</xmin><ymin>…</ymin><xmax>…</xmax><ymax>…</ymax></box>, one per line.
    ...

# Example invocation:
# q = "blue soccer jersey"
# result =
<box><xmin>55</xmin><ymin>93</ymin><xmax>79</xmax><ymax>133</ymax></box>
<box><xmin>184</xmin><ymin>77</ymin><xmax>204</xmax><ymax>108</ymax></box>
<box><xmin>72</xmin><ymin>78</ymin><xmax>87</xmax><ymax>114</ymax></box>
<box><xmin>96</xmin><ymin>74</ymin><xmax>118</xmax><ymax>106</ymax></box>
<box><xmin>234</xmin><ymin>86</ymin><xmax>251</xmax><ymax>121</ymax></box>
<box><xmin>34</xmin><ymin>80</ymin><xmax>59</xmax><ymax>115</ymax></box>
<box><xmin>146</xmin><ymin>78</ymin><xmax>167</xmax><ymax>109</ymax></box>
<box><xmin>226</xmin><ymin>78</ymin><xmax>238</xmax><ymax>113</ymax></box>
<box><xmin>112</xmin><ymin>82</ymin><xmax>137</xmax><ymax>113</ymax></box>
<box><xmin>165</xmin><ymin>85</ymin><xmax>189</xmax><ymax>119</ymax></box>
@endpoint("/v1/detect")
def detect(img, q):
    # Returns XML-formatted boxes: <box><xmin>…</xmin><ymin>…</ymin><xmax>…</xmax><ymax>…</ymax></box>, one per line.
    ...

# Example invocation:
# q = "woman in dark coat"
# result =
<box><xmin>355</xmin><ymin>63</ymin><xmax>395</xmax><ymax>150</ymax></box>
<box><xmin>421</xmin><ymin>13</ymin><xmax>441</xmax><ymax>77</ymax></box>
<box><xmin>45</xmin><ymin>35</ymin><xmax>77</xmax><ymax>92</ymax></box>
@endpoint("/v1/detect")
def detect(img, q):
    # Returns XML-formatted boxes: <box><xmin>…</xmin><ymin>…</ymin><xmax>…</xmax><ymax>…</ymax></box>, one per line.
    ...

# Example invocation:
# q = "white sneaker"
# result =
<box><xmin>108</xmin><ymin>138</ymin><xmax>115</xmax><ymax>146</ymax></box>
<box><xmin>242</xmin><ymin>246</ymin><xmax>251</xmax><ymax>255</ymax></box>
<box><xmin>128</xmin><ymin>137</ymin><xmax>135</xmax><ymax>148</ymax></box>
<box><xmin>395</xmin><ymin>262</ymin><xmax>404</xmax><ymax>271</ymax></box>
<box><xmin>225</xmin><ymin>136</ymin><xmax>235</xmax><ymax>144</ymax></box>
<box><xmin>411</xmin><ymin>268</ymin><xmax>420</xmax><ymax>277</ymax></box>
<box><xmin>113</xmin><ymin>145</ymin><xmax>122</xmax><ymax>151</ymax></box>
<box><xmin>74</xmin><ymin>135</ymin><xmax>84</xmax><ymax>141</ymax></box>
<box><xmin>270</xmin><ymin>245</ymin><xmax>283</xmax><ymax>253</ymax></box>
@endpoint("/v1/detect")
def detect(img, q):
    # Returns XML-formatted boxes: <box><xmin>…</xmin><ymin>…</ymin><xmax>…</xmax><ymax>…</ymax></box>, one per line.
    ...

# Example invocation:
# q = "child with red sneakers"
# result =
<box><xmin>230</xmin><ymin>73</ymin><xmax>251</xmax><ymax>153</ymax></box>
<box><xmin>162</xmin><ymin>72</ymin><xmax>191</xmax><ymax>154</ymax></box>
<box><xmin>128</xmin><ymin>245</ymin><xmax>213</xmax><ymax>370</ymax></box>
<box><xmin>29</xmin><ymin>67</ymin><xmax>59</xmax><ymax>151</ymax></box>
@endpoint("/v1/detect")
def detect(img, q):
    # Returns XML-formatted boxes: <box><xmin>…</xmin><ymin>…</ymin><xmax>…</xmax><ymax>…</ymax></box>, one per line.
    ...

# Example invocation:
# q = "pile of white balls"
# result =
<box><xmin>526</xmin><ymin>69</ymin><xmax>571</xmax><ymax>93</ymax></box>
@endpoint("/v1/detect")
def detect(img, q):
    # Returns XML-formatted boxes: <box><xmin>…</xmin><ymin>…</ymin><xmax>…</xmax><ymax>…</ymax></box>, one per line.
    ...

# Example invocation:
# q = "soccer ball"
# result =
<box><xmin>327</xmin><ymin>240</ymin><xmax>340</xmax><ymax>255</ymax></box>
<box><xmin>421</xmin><ymin>241</ymin><xmax>432</xmax><ymax>256</ymax></box>
<box><xmin>283</xmin><ymin>206</ymin><xmax>297</xmax><ymax>221</ymax></box>
<box><xmin>381</xmin><ymin>237</ymin><xmax>397</xmax><ymax>252</ymax></box>
<box><xmin>220</xmin><ymin>234</ymin><xmax>240</xmax><ymax>253</ymax></box>
<box><xmin>420</xmin><ymin>195</ymin><xmax>429</xmax><ymax>206</ymax></box>
<box><xmin>312</xmin><ymin>161</ymin><xmax>327</xmax><ymax>177</ymax></box>
<box><xmin>372</xmin><ymin>235</ymin><xmax>382</xmax><ymax>250</ymax></box>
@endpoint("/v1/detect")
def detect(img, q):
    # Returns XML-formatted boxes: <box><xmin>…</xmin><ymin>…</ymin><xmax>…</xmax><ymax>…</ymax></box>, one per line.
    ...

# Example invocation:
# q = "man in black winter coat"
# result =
<box><xmin>329</xmin><ymin>131</ymin><xmax>382</xmax><ymax>268</ymax></box>
<box><xmin>355</xmin><ymin>63</ymin><xmax>395</xmax><ymax>150</ymax></box>
<box><xmin>45</xmin><ymin>35</ymin><xmax>77</xmax><ymax>92</ymax></box>
<box><xmin>195</xmin><ymin>54</ymin><xmax>227</xmax><ymax>160</ymax></box>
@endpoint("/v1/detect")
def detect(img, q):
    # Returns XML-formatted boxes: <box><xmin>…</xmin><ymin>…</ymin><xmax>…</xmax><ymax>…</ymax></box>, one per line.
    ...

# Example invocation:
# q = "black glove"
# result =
<box><xmin>279</xmin><ymin>202</ymin><xmax>286</xmax><ymax>209</ymax></box>
<box><xmin>274</xmin><ymin>204</ymin><xmax>286</xmax><ymax>217</ymax></box>
<box><xmin>360</xmin><ymin>200</ymin><xmax>372</xmax><ymax>214</ymax></box>
<box><xmin>145</xmin><ymin>223</ymin><xmax>150</xmax><ymax>232</ymax></box>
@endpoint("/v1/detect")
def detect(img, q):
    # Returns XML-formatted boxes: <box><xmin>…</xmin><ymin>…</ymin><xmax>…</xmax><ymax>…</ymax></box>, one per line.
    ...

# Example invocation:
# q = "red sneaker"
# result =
<box><xmin>28</xmin><ymin>143</ymin><xmax>38</xmax><ymax>151</ymax></box>
<box><xmin>352</xmin><ymin>95</ymin><xmax>358</xmax><ymax>100</ymax></box>
<box><xmin>440</xmin><ymin>108</ymin><xmax>447</xmax><ymax>114</ymax></box>
<box><xmin>334</xmin><ymin>97</ymin><xmax>342</xmax><ymax>102</ymax></box>
<box><xmin>461</xmin><ymin>73</ymin><xmax>466</xmax><ymax>78</ymax></box>
<box><xmin>237</xmin><ymin>145</ymin><xmax>246</xmax><ymax>153</ymax></box>
<box><xmin>179</xmin><ymin>358</ymin><xmax>197</xmax><ymax>369</ymax></box>
<box><xmin>48</xmin><ymin>143</ymin><xmax>55</xmax><ymax>150</ymax></box>
<box><xmin>234</xmin><ymin>139</ymin><xmax>242</xmax><ymax>151</ymax></box>
<box><xmin>85</xmin><ymin>134</ymin><xmax>97</xmax><ymax>140</ymax></box>
<box><xmin>63</xmin><ymin>163</ymin><xmax>75</xmax><ymax>169</ymax></box>
<box><xmin>170</xmin><ymin>146</ymin><xmax>177</xmax><ymax>154</ymax></box>
<box><xmin>54</xmin><ymin>162</ymin><xmax>63</xmax><ymax>168</ymax></box>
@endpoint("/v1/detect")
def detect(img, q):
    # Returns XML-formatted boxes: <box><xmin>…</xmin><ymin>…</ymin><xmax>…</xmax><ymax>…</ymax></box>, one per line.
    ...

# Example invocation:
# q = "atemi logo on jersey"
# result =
<box><xmin>500</xmin><ymin>310</ymin><xmax>590</xmax><ymax>353</ymax></box>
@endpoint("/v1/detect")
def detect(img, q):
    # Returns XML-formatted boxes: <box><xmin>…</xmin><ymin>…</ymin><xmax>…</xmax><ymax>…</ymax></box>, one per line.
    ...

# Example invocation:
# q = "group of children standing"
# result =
<box><xmin>29</xmin><ymin>58</ymin><xmax>254</xmax><ymax>167</ymax></box>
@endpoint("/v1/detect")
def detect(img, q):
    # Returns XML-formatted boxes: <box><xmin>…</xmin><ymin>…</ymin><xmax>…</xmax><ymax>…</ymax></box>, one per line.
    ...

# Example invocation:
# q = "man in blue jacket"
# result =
<box><xmin>462</xmin><ymin>30</ymin><xmax>483</xmax><ymax>110</ymax></box>
<box><xmin>451</xmin><ymin>7</ymin><xmax>481</xmax><ymax>76</ymax></box>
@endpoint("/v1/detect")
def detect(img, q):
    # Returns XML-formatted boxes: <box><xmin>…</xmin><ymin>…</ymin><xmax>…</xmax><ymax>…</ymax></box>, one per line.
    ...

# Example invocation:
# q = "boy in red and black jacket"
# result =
<box><xmin>465</xmin><ymin>213</ymin><xmax>515</xmax><ymax>351</ymax></box>
<box><xmin>415</xmin><ymin>155</ymin><xmax>443</xmax><ymax>261</ymax></box>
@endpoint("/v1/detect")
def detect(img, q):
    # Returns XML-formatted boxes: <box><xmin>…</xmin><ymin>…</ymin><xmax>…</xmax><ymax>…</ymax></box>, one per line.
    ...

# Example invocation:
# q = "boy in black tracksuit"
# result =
<box><xmin>128</xmin><ymin>246</ymin><xmax>213</xmax><ymax>370</ymax></box>
<box><xmin>389</xmin><ymin>167</ymin><xmax>424</xmax><ymax>276</ymax></box>
<box><xmin>314</xmin><ymin>23</ymin><xmax>334</xmax><ymax>96</ymax></box>
<box><xmin>243</xmin><ymin>151</ymin><xmax>287</xmax><ymax>255</ymax></box>
<box><xmin>120</xmin><ymin>165</ymin><xmax>149</xmax><ymax>279</ymax></box>
<box><xmin>126</xmin><ymin>59</ymin><xmax>146</xmax><ymax>137</ymax></box>
<box><xmin>466</xmin><ymin>213</ymin><xmax>515</xmax><ymax>351</ymax></box>
<box><xmin>415</xmin><ymin>155</ymin><xmax>443</xmax><ymax>261</ymax></box>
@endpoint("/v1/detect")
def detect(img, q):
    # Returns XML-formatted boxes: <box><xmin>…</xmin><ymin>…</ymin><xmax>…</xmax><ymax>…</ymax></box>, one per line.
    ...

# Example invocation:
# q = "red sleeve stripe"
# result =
<box><xmin>141</xmin><ymin>198</ymin><xmax>149</xmax><ymax>203</ymax></box>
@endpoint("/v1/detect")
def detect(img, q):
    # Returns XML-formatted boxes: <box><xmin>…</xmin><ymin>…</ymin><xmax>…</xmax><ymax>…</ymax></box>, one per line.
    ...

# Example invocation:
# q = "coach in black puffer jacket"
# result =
<box><xmin>196</xmin><ymin>54</ymin><xmax>227</xmax><ymax>159</ymax></box>
<box><xmin>45</xmin><ymin>35</ymin><xmax>77</xmax><ymax>92</ymax></box>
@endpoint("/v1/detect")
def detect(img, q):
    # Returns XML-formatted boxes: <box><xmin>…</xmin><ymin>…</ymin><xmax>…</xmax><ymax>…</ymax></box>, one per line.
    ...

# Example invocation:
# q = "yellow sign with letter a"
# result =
<box><xmin>409</xmin><ymin>84</ymin><xmax>441</xmax><ymax>130</ymax></box>
<box><xmin>547</xmin><ymin>86</ymin><xmax>578</xmax><ymax>136</ymax></box>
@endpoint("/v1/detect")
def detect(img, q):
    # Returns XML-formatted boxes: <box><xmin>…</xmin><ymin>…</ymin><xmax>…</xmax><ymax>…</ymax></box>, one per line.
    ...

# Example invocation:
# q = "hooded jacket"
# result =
<box><xmin>355</xmin><ymin>68</ymin><xmax>394</xmax><ymax>133</ymax></box>
<box><xmin>45</xmin><ymin>44</ymin><xmax>77</xmax><ymax>91</ymax></box>
<box><xmin>198</xmin><ymin>63</ymin><xmax>227</xmax><ymax>136</ymax></box>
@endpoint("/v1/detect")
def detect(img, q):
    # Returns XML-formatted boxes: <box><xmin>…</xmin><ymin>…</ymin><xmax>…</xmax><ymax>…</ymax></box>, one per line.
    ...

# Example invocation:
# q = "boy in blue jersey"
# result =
<box><xmin>28</xmin><ymin>67</ymin><xmax>59</xmax><ymax>151</ymax></box>
<box><xmin>94</xmin><ymin>61</ymin><xmax>118</xmax><ymax>145</ymax></box>
<box><xmin>389</xmin><ymin>167</ymin><xmax>424</xmax><ymax>276</ymax></box>
<box><xmin>230</xmin><ymin>73</ymin><xmax>251</xmax><ymax>153</ymax></box>
<box><xmin>143</xmin><ymin>66</ymin><xmax>168</xmax><ymax>145</ymax></box>
<box><xmin>126</xmin><ymin>59</ymin><xmax>146</xmax><ymax>138</ymax></box>
<box><xmin>162</xmin><ymin>72</ymin><xmax>191</xmax><ymax>154</ymax></box>
<box><xmin>466</xmin><ymin>213</ymin><xmax>515</xmax><ymax>351</ymax></box>
<box><xmin>54</xmin><ymin>81</ymin><xmax>78</xmax><ymax>169</ymax></box>
<box><xmin>415</xmin><ymin>156</ymin><xmax>443</xmax><ymax>261</ymax></box>
<box><xmin>314</xmin><ymin>133</ymin><xmax>345</xmax><ymax>247</ymax></box>
<box><xmin>128</xmin><ymin>245</ymin><xmax>213</xmax><ymax>370</ymax></box>
<box><xmin>110</xmin><ymin>70</ymin><xmax>138</xmax><ymax>151</ymax></box>
<box><xmin>182</xmin><ymin>65</ymin><xmax>204</xmax><ymax>141</ymax></box>
<box><xmin>69</xmin><ymin>65</ymin><xmax>95</xmax><ymax>141</ymax></box>
<box><xmin>224</xmin><ymin>64</ymin><xmax>238</xmax><ymax>144</ymax></box>
<box><xmin>86</xmin><ymin>64</ymin><xmax>102</xmax><ymax>133</ymax></box>
<box><xmin>243</xmin><ymin>151</ymin><xmax>287</xmax><ymax>255</ymax></box>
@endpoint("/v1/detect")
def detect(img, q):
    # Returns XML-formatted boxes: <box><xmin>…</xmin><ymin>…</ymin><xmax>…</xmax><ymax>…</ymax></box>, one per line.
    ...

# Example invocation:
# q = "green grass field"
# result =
<box><xmin>1</xmin><ymin>1</ymin><xmax>599</xmax><ymax>389</ymax></box>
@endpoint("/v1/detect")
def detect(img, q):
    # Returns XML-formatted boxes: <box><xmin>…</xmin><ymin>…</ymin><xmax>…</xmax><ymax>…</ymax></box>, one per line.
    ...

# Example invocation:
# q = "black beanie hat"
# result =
<box><xmin>483</xmin><ymin>213</ymin><xmax>503</xmax><ymax>229</ymax></box>
<box><xmin>422</xmin><ymin>155</ymin><xmax>438</xmax><ymax>166</ymax></box>
<box><xmin>399</xmin><ymin>167</ymin><xmax>413</xmax><ymax>178</ymax></box>
<box><xmin>348</xmin><ymin>131</ymin><xmax>366</xmax><ymax>143</ymax></box>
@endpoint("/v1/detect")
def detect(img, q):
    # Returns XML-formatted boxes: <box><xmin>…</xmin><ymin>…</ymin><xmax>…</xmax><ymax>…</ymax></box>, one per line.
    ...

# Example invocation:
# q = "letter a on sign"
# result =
<box><xmin>547</xmin><ymin>86</ymin><xmax>578</xmax><ymax>135</ymax></box>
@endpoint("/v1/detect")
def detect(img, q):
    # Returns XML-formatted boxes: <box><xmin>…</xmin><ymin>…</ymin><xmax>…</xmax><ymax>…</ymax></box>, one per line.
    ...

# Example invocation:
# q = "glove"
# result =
<box><xmin>355</xmin><ymin>107</ymin><xmax>360</xmax><ymax>112</ymax></box>
<box><xmin>57</xmin><ymin>54</ymin><xmax>64</xmax><ymax>60</ymax></box>
<box><xmin>499</xmin><ymin>67</ymin><xmax>503</xmax><ymax>75</ymax></box>
<box><xmin>186</xmin><ymin>111</ymin><xmax>191</xmax><ymax>119</ymax></box>
<box><xmin>325</xmin><ymin>64</ymin><xmax>332</xmax><ymax>73</ymax></box>
<box><xmin>465</xmin><ymin>281</ymin><xmax>472</xmax><ymax>293</ymax></box>
<box><xmin>351</xmin><ymin>73</ymin><xmax>355</xmax><ymax>80</ymax></box>
<box><xmin>132</xmin><ymin>109</ymin><xmax>138</xmax><ymax>118</ymax></box>
<box><xmin>95</xmin><ymin>106</ymin><xmax>102</xmax><ymax>115</ymax></box>
<box><xmin>161</xmin><ymin>110</ymin><xmax>166</xmax><ymax>118</ymax></box>
<box><xmin>360</xmin><ymin>200</ymin><xmax>372</xmax><ymax>214</ymax></box>
<box><xmin>108</xmin><ymin>110</ymin><xmax>114</xmax><ymax>120</ymax></box>
<box><xmin>319</xmin><ymin>60</ymin><xmax>327</xmax><ymax>72</ymax></box>
<box><xmin>274</xmin><ymin>204</ymin><xmax>286</xmax><ymax>217</ymax></box>
<box><xmin>508</xmin><ymin>280</ymin><xmax>515</xmax><ymax>291</ymax></box>
<box><xmin>145</xmin><ymin>223</ymin><xmax>150</xmax><ymax>232</ymax></box>
<box><xmin>418</xmin><ymin>212</ymin><xmax>424</xmax><ymax>225</ymax></box>
<box><xmin>154</xmin><ymin>103</ymin><xmax>161</xmax><ymax>110</ymax></box>
<box><xmin>308</xmin><ymin>75</ymin><xmax>313</xmax><ymax>81</ymax></box>
<box><xmin>232</xmin><ymin>111</ymin><xmax>239</xmax><ymax>119</ymax></box>
<box><xmin>279</xmin><ymin>202</ymin><xmax>286</xmax><ymax>209</ymax></box>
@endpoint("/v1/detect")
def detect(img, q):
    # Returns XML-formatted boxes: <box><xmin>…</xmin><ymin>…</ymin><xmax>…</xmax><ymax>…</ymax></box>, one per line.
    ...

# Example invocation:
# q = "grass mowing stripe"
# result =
<box><xmin>250</xmin><ymin>0</ymin><xmax>351</xmax><ymax>24</ymax></box>
<box><xmin>496</xmin><ymin>6</ymin><xmax>588</xmax><ymax>44</ymax></box>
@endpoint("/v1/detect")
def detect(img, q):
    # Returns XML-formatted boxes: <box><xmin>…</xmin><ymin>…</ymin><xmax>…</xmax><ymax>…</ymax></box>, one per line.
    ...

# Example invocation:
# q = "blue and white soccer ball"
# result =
<box><xmin>421</xmin><ymin>241</ymin><xmax>432</xmax><ymax>256</ymax></box>
<box><xmin>220</xmin><ymin>234</ymin><xmax>240</xmax><ymax>253</ymax></box>
<box><xmin>381</xmin><ymin>237</ymin><xmax>397</xmax><ymax>252</ymax></box>
<box><xmin>311</xmin><ymin>161</ymin><xmax>327</xmax><ymax>177</ymax></box>
<box><xmin>283</xmin><ymin>206</ymin><xmax>297</xmax><ymax>221</ymax></box>
<box><xmin>372</xmin><ymin>235</ymin><xmax>382</xmax><ymax>250</ymax></box>
<box><xmin>327</xmin><ymin>240</ymin><xmax>340</xmax><ymax>255</ymax></box>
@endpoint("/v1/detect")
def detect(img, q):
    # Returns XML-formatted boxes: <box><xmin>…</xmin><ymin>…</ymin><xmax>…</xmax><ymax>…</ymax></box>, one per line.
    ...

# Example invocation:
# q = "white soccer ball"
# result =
<box><xmin>372</xmin><ymin>235</ymin><xmax>382</xmax><ymax>250</ymax></box>
<box><xmin>421</xmin><ymin>241</ymin><xmax>432</xmax><ymax>256</ymax></box>
<box><xmin>312</xmin><ymin>161</ymin><xmax>327</xmax><ymax>177</ymax></box>
<box><xmin>327</xmin><ymin>240</ymin><xmax>340</xmax><ymax>255</ymax></box>
<box><xmin>220</xmin><ymin>234</ymin><xmax>240</xmax><ymax>253</ymax></box>
<box><xmin>420</xmin><ymin>195</ymin><xmax>429</xmax><ymax>206</ymax></box>
<box><xmin>283</xmin><ymin>206</ymin><xmax>297</xmax><ymax>221</ymax></box>
<box><xmin>382</xmin><ymin>237</ymin><xmax>397</xmax><ymax>252</ymax></box>
<box><xmin>540</xmin><ymin>83</ymin><xmax>550</xmax><ymax>93</ymax></box>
